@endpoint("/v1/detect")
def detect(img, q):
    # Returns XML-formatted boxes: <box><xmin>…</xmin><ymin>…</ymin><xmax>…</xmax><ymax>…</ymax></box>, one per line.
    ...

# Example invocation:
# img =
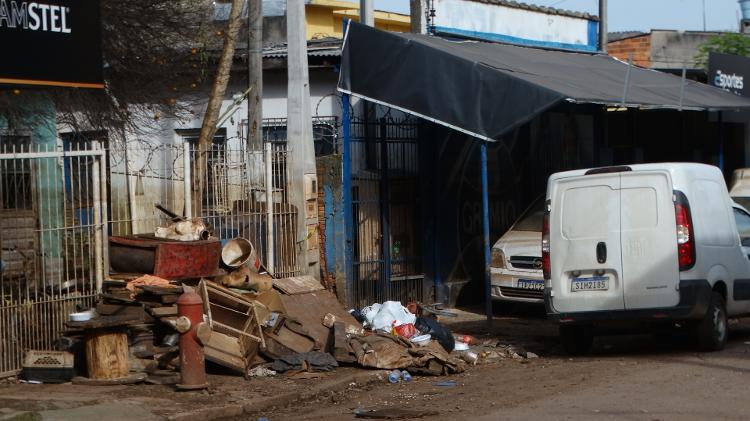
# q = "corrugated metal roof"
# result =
<box><xmin>263</xmin><ymin>39</ymin><xmax>343</xmax><ymax>58</ymax></box>
<box><xmin>465</xmin><ymin>0</ymin><xmax>599</xmax><ymax>21</ymax></box>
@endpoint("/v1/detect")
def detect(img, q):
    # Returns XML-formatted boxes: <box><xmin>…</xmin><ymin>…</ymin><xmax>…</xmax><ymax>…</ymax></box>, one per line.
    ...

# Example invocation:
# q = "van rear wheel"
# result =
<box><xmin>693</xmin><ymin>292</ymin><xmax>728</xmax><ymax>351</ymax></box>
<box><xmin>559</xmin><ymin>324</ymin><xmax>593</xmax><ymax>355</ymax></box>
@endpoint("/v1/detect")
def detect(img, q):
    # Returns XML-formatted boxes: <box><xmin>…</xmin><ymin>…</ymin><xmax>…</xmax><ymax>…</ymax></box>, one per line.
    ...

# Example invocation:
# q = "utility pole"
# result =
<box><xmin>286</xmin><ymin>0</ymin><xmax>320</xmax><ymax>278</ymax></box>
<box><xmin>410</xmin><ymin>0</ymin><xmax>426</xmax><ymax>34</ymax></box>
<box><xmin>702</xmin><ymin>0</ymin><xmax>707</xmax><ymax>31</ymax></box>
<box><xmin>248</xmin><ymin>0</ymin><xmax>263</xmax><ymax>151</ymax></box>
<box><xmin>599</xmin><ymin>0</ymin><xmax>608</xmax><ymax>53</ymax></box>
<box><xmin>360</xmin><ymin>0</ymin><xmax>374</xmax><ymax>26</ymax></box>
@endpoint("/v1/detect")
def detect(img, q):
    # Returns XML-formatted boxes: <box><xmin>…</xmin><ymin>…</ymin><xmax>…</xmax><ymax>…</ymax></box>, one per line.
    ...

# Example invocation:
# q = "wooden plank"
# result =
<box><xmin>273</xmin><ymin>275</ymin><xmax>325</xmax><ymax>295</ymax></box>
<box><xmin>202</xmin><ymin>331</ymin><xmax>246</xmax><ymax>373</ymax></box>
<box><xmin>147</xmin><ymin>306</ymin><xmax>178</xmax><ymax>317</ymax></box>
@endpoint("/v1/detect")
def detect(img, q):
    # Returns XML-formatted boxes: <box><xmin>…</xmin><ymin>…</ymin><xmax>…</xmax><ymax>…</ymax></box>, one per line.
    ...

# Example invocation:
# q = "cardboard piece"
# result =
<box><xmin>280</xmin><ymin>290</ymin><xmax>362</xmax><ymax>352</ymax></box>
<box><xmin>273</xmin><ymin>275</ymin><xmax>325</xmax><ymax>295</ymax></box>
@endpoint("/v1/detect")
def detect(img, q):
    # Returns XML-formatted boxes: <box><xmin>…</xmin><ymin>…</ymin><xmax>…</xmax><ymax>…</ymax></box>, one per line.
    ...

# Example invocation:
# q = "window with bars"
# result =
<box><xmin>178</xmin><ymin>128</ymin><xmax>228</xmax><ymax>212</ymax></box>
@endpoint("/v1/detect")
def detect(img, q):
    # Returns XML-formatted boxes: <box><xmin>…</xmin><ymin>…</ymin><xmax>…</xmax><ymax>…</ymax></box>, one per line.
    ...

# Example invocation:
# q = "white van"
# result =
<box><xmin>544</xmin><ymin>163</ymin><xmax>750</xmax><ymax>354</ymax></box>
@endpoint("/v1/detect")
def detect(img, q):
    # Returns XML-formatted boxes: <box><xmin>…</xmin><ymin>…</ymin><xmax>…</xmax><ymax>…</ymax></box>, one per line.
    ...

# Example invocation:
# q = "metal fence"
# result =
<box><xmin>0</xmin><ymin>136</ymin><xmax>301</xmax><ymax>377</ymax></box>
<box><xmin>349</xmin><ymin>116</ymin><xmax>430</xmax><ymax>308</ymax></box>
<box><xmin>106</xmin><ymin>142</ymin><xmax>301</xmax><ymax>278</ymax></box>
<box><xmin>0</xmin><ymin>140</ymin><xmax>105</xmax><ymax>377</ymax></box>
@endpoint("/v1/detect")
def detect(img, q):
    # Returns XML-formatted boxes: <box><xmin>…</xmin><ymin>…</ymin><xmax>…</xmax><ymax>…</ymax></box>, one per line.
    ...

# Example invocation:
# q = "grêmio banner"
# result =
<box><xmin>0</xmin><ymin>0</ymin><xmax>103</xmax><ymax>89</ymax></box>
<box><xmin>708</xmin><ymin>52</ymin><xmax>750</xmax><ymax>97</ymax></box>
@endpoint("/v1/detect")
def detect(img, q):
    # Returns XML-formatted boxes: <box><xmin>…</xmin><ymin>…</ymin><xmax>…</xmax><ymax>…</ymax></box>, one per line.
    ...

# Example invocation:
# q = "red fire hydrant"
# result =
<box><xmin>174</xmin><ymin>290</ymin><xmax>209</xmax><ymax>390</ymax></box>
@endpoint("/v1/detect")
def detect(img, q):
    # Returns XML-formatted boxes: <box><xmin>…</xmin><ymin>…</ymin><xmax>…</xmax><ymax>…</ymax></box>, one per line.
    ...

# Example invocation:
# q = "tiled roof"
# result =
<box><xmin>608</xmin><ymin>31</ymin><xmax>647</xmax><ymax>42</ymax></box>
<box><xmin>465</xmin><ymin>0</ymin><xmax>598</xmax><ymax>21</ymax></box>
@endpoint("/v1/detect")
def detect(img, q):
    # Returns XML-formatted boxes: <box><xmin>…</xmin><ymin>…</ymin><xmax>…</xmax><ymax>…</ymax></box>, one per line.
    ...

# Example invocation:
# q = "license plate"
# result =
<box><xmin>517</xmin><ymin>279</ymin><xmax>544</xmax><ymax>290</ymax></box>
<box><xmin>571</xmin><ymin>276</ymin><xmax>609</xmax><ymax>292</ymax></box>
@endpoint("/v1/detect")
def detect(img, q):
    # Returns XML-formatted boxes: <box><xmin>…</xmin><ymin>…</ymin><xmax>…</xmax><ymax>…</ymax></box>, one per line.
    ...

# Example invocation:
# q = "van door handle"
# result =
<box><xmin>597</xmin><ymin>242</ymin><xmax>607</xmax><ymax>264</ymax></box>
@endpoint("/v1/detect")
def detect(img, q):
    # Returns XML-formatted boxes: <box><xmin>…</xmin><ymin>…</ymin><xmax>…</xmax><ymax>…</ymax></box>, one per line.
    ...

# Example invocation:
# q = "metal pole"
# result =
<box><xmin>183</xmin><ymin>141</ymin><xmax>193</xmax><ymax>219</ymax></box>
<box><xmin>248</xmin><ymin>0</ymin><xmax>263</xmax><ymax>151</ymax></box>
<box><xmin>342</xmin><ymin>93</ymin><xmax>354</xmax><ymax>307</ymax></box>
<box><xmin>480</xmin><ymin>141</ymin><xmax>492</xmax><ymax>326</ymax></box>
<box><xmin>702</xmin><ymin>0</ymin><xmax>707</xmax><ymax>32</ymax></box>
<box><xmin>679</xmin><ymin>64</ymin><xmax>687</xmax><ymax>111</ymax></box>
<box><xmin>719</xmin><ymin>111</ymin><xmax>725</xmax><ymax>171</ymax></box>
<box><xmin>92</xmin><ymin>142</ymin><xmax>103</xmax><ymax>293</ymax></box>
<box><xmin>379</xmin><ymin>118</ymin><xmax>391</xmax><ymax>296</ymax></box>
<box><xmin>621</xmin><ymin>53</ymin><xmax>633</xmax><ymax>107</ymax></box>
<box><xmin>360</xmin><ymin>0</ymin><xmax>374</xmax><ymax>26</ymax></box>
<box><xmin>99</xmin><ymin>142</ymin><xmax>109</xmax><ymax>280</ymax></box>
<box><xmin>265</xmin><ymin>142</ymin><xmax>275</xmax><ymax>275</ymax></box>
<box><xmin>599</xmin><ymin>0</ymin><xmax>608</xmax><ymax>53</ymax></box>
<box><xmin>125</xmin><ymin>142</ymin><xmax>137</xmax><ymax>234</ymax></box>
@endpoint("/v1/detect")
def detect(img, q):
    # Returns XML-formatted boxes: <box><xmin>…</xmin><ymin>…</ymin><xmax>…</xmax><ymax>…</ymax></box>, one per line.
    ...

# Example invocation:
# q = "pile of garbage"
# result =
<box><xmin>18</xmin><ymin>208</ymin><xmax>476</xmax><ymax>386</ymax></box>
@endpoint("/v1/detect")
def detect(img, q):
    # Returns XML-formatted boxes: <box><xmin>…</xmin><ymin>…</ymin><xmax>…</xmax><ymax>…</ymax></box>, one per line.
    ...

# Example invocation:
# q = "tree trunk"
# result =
<box><xmin>193</xmin><ymin>0</ymin><xmax>245</xmax><ymax>217</ymax></box>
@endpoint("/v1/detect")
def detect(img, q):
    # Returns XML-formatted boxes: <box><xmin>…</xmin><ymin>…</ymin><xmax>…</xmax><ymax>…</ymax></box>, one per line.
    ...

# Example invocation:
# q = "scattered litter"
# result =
<box><xmin>247</xmin><ymin>366</ymin><xmax>277</xmax><ymax>377</ymax></box>
<box><xmin>388</xmin><ymin>369</ymin><xmax>402</xmax><ymax>383</ymax></box>
<box><xmin>435</xmin><ymin>380</ymin><xmax>457</xmax><ymax>387</ymax></box>
<box><xmin>414</xmin><ymin>316</ymin><xmax>455</xmax><ymax>352</ymax></box>
<box><xmin>353</xmin><ymin>407</ymin><xmax>439</xmax><ymax>419</ymax></box>
<box><xmin>410</xmin><ymin>334</ymin><xmax>431</xmax><ymax>347</ymax></box>
<box><xmin>526</xmin><ymin>352</ymin><xmax>539</xmax><ymax>359</ymax></box>
<box><xmin>366</xmin><ymin>301</ymin><xmax>417</xmax><ymax>333</ymax></box>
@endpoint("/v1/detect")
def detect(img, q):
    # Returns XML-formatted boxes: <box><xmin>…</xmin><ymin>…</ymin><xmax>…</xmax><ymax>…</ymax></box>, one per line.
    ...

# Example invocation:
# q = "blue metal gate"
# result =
<box><xmin>348</xmin><ymin>116</ymin><xmax>430</xmax><ymax>308</ymax></box>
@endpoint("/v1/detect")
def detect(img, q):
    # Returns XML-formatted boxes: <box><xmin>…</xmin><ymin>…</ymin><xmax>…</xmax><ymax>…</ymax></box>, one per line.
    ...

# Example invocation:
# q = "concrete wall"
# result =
<box><xmin>650</xmin><ymin>30</ymin><xmax>720</xmax><ymax>70</ymax></box>
<box><xmin>433</xmin><ymin>0</ymin><xmax>598</xmax><ymax>51</ymax></box>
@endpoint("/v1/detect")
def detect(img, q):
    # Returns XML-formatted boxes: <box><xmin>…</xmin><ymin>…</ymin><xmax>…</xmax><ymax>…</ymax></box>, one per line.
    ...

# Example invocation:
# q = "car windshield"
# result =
<box><xmin>513</xmin><ymin>198</ymin><xmax>545</xmax><ymax>232</ymax></box>
<box><xmin>734</xmin><ymin>197</ymin><xmax>750</xmax><ymax>212</ymax></box>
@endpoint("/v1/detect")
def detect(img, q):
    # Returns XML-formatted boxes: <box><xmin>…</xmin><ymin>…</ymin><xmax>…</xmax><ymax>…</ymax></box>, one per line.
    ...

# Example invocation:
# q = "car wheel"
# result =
<box><xmin>559</xmin><ymin>324</ymin><xmax>593</xmax><ymax>355</ymax></box>
<box><xmin>694</xmin><ymin>292</ymin><xmax>728</xmax><ymax>351</ymax></box>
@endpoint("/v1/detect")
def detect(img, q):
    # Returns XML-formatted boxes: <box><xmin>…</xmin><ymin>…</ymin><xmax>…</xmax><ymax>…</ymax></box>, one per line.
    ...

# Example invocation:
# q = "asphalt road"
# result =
<box><xmin>248</xmin><ymin>309</ymin><xmax>750</xmax><ymax>421</ymax></box>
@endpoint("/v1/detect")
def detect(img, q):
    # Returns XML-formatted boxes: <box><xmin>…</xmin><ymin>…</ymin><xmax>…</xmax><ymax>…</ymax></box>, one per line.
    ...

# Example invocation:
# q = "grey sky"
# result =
<box><xmin>376</xmin><ymin>0</ymin><xmax>745</xmax><ymax>32</ymax></box>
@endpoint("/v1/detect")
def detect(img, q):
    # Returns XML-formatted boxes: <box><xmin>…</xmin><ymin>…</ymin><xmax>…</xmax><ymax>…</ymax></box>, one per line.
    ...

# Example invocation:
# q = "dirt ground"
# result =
<box><xmin>241</xmin><ymin>303</ymin><xmax>750</xmax><ymax>421</ymax></box>
<box><xmin>3</xmin><ymin>304</ymin><xmax>750</xmax><ymax>420</ymax></box>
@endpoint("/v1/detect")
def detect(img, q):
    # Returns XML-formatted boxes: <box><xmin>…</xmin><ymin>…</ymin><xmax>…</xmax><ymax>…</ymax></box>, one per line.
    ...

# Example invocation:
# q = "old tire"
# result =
<box><xmin>694</xmin><ymin>292</ymin><xmax>728</xmax><ymax>352</ymax></box>
<box><xmin>560</xmin><ymin>324</ymin><xmax>593</xmax><ymax>355</ymax></box>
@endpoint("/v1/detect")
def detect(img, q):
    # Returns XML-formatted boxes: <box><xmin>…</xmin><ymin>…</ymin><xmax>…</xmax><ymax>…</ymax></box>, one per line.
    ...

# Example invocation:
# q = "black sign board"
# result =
<box><xmin>708</xmin><ymin>52</ymin><xmax>750</xmax><ymax>97</ymax></box>
<box><xmin>0</xmin><ymin>0</ymin><xmax>103</xmax><ymax>89</ymax></box>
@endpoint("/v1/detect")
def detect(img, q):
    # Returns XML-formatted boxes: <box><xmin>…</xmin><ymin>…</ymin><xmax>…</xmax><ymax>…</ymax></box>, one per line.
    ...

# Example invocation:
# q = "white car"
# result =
<box><xmin>545</xmin><ymin>163</ymin><xmax>750</xmax><ymax>354</ymax></box>
<box><xmin>729</xmin><ymin>168</ymin><xmax>750</xmax><ymax>210</ymax></box>
<box><xmin>491</xmin><ymin>198</ymin><xmax>545</xmax><ymax>303</ymax></box>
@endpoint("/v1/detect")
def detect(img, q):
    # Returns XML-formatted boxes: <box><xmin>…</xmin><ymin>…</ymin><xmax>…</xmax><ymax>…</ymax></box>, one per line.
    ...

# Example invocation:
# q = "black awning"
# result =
<box><xmin>338</xmin><ymin>23</ymin><xmax>750</xmax><ymax>141</ymax></box>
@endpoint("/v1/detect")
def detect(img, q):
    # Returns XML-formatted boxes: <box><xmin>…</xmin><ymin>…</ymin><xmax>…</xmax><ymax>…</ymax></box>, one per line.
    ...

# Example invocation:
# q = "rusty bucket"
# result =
<box><xmin>221</xmin><ymin>238</ymin><xmax>260</xmax><ymax>272</ymax></box>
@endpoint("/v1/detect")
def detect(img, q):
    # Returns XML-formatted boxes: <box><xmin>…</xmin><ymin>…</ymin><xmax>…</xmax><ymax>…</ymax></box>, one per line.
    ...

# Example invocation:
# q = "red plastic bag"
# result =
<box><xmin>393</xmin><ymin>322</ymin><xmax>417</xmax><ymax>339</ymax></box>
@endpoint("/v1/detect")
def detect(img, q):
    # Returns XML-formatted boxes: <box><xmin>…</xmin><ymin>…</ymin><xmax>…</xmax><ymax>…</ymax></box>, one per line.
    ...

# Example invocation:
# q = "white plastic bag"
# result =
<box><xmin>370</xmin><ymin>301</ymin><xmax>416</xmax><ymax>333</ymax></box>
<box><xmin>361</xmin><ymin>303</ymin><xmax>382</xmax><ymax>328</ymax></box>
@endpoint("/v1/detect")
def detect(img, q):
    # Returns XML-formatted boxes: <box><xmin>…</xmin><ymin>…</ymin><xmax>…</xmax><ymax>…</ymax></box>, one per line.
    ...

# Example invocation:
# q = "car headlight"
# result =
<box><xmin>491</xmin><ymin>248</ymin><xmax>506</xmax><ymax>269</ymax></box>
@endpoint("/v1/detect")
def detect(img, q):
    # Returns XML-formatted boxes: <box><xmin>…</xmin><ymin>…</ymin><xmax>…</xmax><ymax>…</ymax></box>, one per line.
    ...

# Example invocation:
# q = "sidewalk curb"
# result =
<box><xmin>166</xmin><ymin>370</ymin><xmax>386</xmax><ymax>421</ymax></box>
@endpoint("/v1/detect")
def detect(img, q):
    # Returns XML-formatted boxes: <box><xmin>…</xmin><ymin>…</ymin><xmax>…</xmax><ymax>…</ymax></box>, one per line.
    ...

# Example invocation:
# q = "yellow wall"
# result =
<box><xmin>305</xmin><ymin>1</ymin><xmax>410</xmax><ymax>40</ymax></box>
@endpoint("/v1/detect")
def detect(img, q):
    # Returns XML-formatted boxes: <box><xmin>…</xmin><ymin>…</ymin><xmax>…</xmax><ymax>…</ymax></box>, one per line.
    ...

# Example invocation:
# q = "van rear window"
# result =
<box><xmin>561</xmin><ymin>185</ymin><xmax>618</xmax><ymax>240</ymax></box>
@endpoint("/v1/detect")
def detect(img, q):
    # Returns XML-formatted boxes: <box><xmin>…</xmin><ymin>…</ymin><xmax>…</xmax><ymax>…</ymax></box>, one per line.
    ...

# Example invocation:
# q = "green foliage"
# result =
<box><xmin>695</xmin><ymin>33</ymin><xmax>750</xmax><ymax>70</ymax></box>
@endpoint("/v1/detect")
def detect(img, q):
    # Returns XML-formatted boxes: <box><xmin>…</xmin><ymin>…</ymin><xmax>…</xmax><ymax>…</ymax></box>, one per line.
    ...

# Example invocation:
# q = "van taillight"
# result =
<box><xmin>674</xmin><ymin>191</ymin><xmax>695</xmax><ymax>271</ymax></box>
<box><xmin>542</xmin><ymin>201</ymin><xmax>551</xmax><ymax>280</ymax></box>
